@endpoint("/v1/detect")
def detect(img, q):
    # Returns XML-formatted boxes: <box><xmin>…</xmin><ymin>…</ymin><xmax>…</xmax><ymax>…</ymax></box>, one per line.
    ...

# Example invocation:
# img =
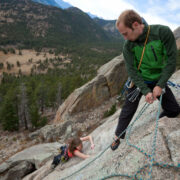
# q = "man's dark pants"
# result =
<box><xmin>115</xmin><ymin>83</ymin><xmax>180</xmax><ymax>139</ymax></box>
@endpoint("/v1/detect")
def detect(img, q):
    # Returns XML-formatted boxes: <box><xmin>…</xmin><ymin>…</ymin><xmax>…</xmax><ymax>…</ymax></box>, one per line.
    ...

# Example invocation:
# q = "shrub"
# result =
<box><xmin>103</xmin><ymin>104</ymin><xmax>117</xmax><ymax>118</ymax></box>
<box><xmin>19</xmin><ymin>50</ymin><xmax>22</xmax><ymax>55</ymax></box>
<box><xmin>16</xmin><ymin>61</ymin><xmax>21</xmax><ymax>67</ymax></box>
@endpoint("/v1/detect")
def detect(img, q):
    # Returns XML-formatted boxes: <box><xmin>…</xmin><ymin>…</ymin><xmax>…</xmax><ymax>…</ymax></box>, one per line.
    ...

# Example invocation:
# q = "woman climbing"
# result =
<box><xmin>51</xmin><ymin>135</ymin><xmax>95</xmax><ymax>169</ymax></box>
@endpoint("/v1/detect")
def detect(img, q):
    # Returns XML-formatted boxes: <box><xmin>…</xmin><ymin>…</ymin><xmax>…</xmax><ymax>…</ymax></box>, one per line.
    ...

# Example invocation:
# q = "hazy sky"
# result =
<box><xmin>62</xmin><ymin>0</ymin><xmax>180</xmax><ymax>31</ymax></box>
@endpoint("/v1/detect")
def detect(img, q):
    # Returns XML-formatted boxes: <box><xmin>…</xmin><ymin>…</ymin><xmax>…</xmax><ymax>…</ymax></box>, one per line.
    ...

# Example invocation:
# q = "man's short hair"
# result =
<box><xmin>116</xmin><ymin>10</ymin><xmax>142</xmax><ymax>29</ymax></box>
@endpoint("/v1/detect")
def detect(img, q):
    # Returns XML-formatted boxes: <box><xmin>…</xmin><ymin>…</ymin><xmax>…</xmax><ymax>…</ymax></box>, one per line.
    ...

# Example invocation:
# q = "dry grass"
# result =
<box><xmin>0</xmin><ymin>49</ymin><xmax>70</xmax><ymax>76</ymax></box>
<box><xmin>0</xmin><ymin>126</ymin><xmax>38</xmax><ymax>165</ymax></box>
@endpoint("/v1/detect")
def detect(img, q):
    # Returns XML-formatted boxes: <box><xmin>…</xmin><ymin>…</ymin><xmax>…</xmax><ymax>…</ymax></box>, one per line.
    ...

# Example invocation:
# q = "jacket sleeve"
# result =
<box><xmin>123</xmin><ymin>42</ymin><xmax>151</xmax><ymax>95</ymax></box>
<box><xmin>156</xmin><ymin>26</ymin><xmax>177</xmax><ymax>88</ymax></box>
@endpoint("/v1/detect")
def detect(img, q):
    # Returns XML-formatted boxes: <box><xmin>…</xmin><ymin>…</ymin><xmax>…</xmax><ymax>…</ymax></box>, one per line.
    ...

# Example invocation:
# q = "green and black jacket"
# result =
<box><xmin>123</xmin><ymin>24</ymin><xmax>177</xmax><ymax>95</ymax></box>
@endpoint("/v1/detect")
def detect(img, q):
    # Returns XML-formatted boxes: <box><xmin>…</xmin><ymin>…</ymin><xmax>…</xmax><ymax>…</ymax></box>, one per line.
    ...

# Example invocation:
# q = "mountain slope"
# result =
<box><xmin>32</xmin><ymin>0</ymin><xmax>61</xmax><ymax>8</ymax></box>
<box><xmin>32</xmin><ymin>0</ymin><xmax>122</xmax><ymax>40</ymax></box>
<box><xmin>32</xmin><ymin>0</ymin><xmax>72</xmax><ymax>9</ymax></box>
<box><xmin>94</xmin><ymin>17</ymin><xmax>124</xmax><ymax>40</ymax></box>
<box><xmin>0</xmin><ymin>0</ymin><xmax>111</xmax><ymax>49</ymax></box>
<box><xmin>54</xmin><ymin>0</ymin><xmax>71</xmax><ymax>9</ymax></box>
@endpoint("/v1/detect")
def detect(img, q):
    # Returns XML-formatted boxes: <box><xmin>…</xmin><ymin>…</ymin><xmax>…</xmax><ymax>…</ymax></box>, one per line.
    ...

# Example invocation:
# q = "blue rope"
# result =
<box><xmin>148</xmin><ymin>94</ymin><xmax>162</xmax><ymax>179</ymax></box>
<box><xmin>59</xmin><ymin>103</ymin><xmax>149</xmax><ymax>180</ymax></box>
<box><xmin>167</xmin><ymin>80</ymin><xmax>180</xmax><ymax>89</ymax></box>
<box><xmin>59</xmin><ymin>89</ymin><xmax>180</xmax><ymax>180</ymax></box>
<box><xmin>101</xmin><ymin>94</ymin><xmax>180</xmax><ymax>180</ymax></box>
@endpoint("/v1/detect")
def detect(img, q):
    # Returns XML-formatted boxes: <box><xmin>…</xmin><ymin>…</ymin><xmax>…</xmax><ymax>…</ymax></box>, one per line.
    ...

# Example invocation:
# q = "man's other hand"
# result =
<box><xmin>145</xmin><ymin>92</ymin><xmax>154</xmax><ymax>104</ymax></box>
<box><xmin>153</xmin><ymin>86</ymin><xmax>162</xmax><ymax>100</ymax></box>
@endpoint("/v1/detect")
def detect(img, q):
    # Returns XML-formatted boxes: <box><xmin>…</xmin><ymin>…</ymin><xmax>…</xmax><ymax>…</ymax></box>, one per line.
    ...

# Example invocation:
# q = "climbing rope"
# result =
<box><xmin>58</xmin><ymin>102</ymin><xmax>149</xmax><ymax>180</ymax></box>
<box><xmin>59</xmin><ymin>103</ymin><xmax>149</xmax><ymax>180</ymax></box>
<box><xmin>59</xmin><ymin>83</ymin><xmax>180</xmax><ymax>180</ymax></box>
<box><xmin>167</xmin><ymin>80</ymin><xmax>180</xmax><ymax>89</ymax></box>
<box><xmin>101</xmin><ymin>98</ymin><xmax>161</xmax><ymax>180</ymax></box>
<box><xmin>101</xmin><ymin>94</ymin><xmax>180</xmax><ymax>180</ymax></box>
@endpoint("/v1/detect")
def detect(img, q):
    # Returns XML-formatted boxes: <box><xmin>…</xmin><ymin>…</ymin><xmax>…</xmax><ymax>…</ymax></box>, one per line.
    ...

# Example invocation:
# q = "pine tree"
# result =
<box><xmin>18</xmin><ymin>83</ymin><xmax>31</xmax><ymax>130</ymax></box>
<box><xmin>29</xmin><ymin>103</ymin><xmax>40</xmax><ymax>128</ymax></box>
<box><xmin>0</xmin><ymin>88</ymin><xmax>19</xmax><ymax>131</ymax></box>
<box><xmin>35</xmin><ymin>82</ymin><xmax>47</xmax><ymax>114</ymax></box>
<box><xmin>29</xmin><ymin>103</ymin><xmax>47</xmax><ymax>128</ymax></box>
<box><xmin>56</xmin><ymin>83</ymin><xmax>62</xmax><ymax>108</ymax></box>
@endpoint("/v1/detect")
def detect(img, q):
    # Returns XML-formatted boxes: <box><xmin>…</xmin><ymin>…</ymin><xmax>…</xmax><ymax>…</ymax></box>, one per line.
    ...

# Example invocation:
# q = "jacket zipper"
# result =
<box><xmin>151</xmin><ymin>45</ymin><xmax>158</xmax><ymax>61</ymax></box>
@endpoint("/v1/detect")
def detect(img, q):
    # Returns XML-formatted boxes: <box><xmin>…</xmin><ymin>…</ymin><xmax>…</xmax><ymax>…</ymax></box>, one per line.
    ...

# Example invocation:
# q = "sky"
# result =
<box><xmin>62</xmin><ymin>0</ymin><xmax>180</xmax><ymax>31</ymax></box>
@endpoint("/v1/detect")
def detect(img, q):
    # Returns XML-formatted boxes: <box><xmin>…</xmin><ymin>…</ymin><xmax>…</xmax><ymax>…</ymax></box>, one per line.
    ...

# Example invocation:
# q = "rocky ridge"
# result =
<box><xmin>0</xmin><ymin>54</ymin><xmax>127</xmax><ymax>177</ymax></box>
<box><xmin>26</xmin><ymin>55</ymin><xmax>127</xmax><ymax>143</ymax></box>
<box><xmin>0</xmin><ymin>68</ymin><xmax>180</xmax><ymax>179</ymax></box>
<box><xmin>24</xmin><ymin>70</ymin><xmax>180</xmax><ymax>180</ymax></box>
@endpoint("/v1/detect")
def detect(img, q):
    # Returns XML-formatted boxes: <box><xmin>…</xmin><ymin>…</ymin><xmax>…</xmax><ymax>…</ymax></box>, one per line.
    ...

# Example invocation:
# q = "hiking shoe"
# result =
<box><xmin>111</xmin><ymin>138</ymin><xmax>120</xmax><ymax>151</ymax></box>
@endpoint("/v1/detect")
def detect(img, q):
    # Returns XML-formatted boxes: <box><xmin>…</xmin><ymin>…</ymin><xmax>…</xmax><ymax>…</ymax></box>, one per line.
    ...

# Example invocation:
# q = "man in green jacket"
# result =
<box><xmin>111</xmin><ymin>10</ymin><xmax>180</xmax><ymax>150</ymax></box>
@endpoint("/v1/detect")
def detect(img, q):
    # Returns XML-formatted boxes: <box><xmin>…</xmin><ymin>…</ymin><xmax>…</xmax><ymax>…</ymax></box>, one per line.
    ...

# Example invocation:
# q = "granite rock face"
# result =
<box><xmin>25</xmin><ymin>70</ymin><xmax>180</xmax><ymax>180</ymax></box>
<box><xmin>54</xmin><ymin>54</ymin><xmax>127</xmax><ymax>123</ymax></box>
<box><xmin>1</xmin><ymin>70</ymin><xmax>180</xmax><ymax>180</ymax></box>
<box><xmin>0</xmin><ymin>143</ymin><xmax>61</xmax><ymax>180</ymax></box>
<box><xmin>26</xmin><ymin>55</ymin><xmax>127</xmax><ymax>144</ymax></box>
<box><xmin>23</xmin><ymin>116</ymin><xmax>180</xmax><ymax>180</ymax></box>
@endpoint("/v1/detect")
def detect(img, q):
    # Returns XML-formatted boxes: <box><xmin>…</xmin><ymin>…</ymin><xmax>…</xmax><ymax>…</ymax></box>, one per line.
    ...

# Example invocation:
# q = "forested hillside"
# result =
<box><xmin>0</xmin><ymin>0</ymin><xmax>123</xmax><ymax>131</ymax></box>
<box><xmin>0</xmin><ymin>0</ymin><xmax>122</xmax><ymax>49</ymax></box>
<box><xmin>94</xmin><ymin>18</ymin><xmax>121</xmax><ymax>40</ymax></box>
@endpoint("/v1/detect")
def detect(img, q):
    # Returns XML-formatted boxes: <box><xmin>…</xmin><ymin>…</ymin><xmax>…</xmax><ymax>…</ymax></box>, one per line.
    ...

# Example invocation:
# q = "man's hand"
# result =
<box><xmin>153</xmin><ymin>86</ymin><xmax>162</xmax><ymax>100</ymax></box>
<box><xmin>145</xmin><ymin>92</ymin><xmax>154</xmax><ymax>104</ymax></box>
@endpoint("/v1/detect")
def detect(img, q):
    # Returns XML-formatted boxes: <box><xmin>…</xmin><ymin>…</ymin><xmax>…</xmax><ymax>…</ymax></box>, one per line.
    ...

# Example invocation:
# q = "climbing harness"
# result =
<box><xmin>121</xmin><ymin>79</ymin><xmax>141</xmax><ymax>103</ymax></box>
<box><xmin>51</xmin><ymin>145</ymin><xmax>69</xmax><ymax>168</ymax></box>
<box><xmin>126</xmin><ymin>86</ymin><xmax>141</xmax><ymax>102</ymax></box>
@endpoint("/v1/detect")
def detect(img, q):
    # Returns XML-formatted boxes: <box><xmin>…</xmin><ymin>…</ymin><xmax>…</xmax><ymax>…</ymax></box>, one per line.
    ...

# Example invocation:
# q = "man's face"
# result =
<box><xmin>117</xmin><ymin>22</ymin><xmax>140</xmax><ymax>41</ymax></box>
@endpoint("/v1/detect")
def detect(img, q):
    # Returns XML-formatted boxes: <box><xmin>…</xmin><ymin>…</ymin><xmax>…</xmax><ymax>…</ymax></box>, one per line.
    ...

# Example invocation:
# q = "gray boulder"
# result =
<box><xmin>2</xmin><ymin>161</ymin><xmax>35</xmax><ymax>180</ymax></box>
<box><xmin>54</xmin><ymin>54</ymin><xmax>127</xmax><ymax>123</ymax></box>
<box><xmin>28</xmin><ymin>54</ymin><xmax>127</xmax><ymax>143</ymax></box>
<box><xmin>25</xmin><ymin>70</ymin><xmax>180</xmax><ymax>180</ymax></box>
<box><xmin>0</xmin><ymin>143</ymin><xmax>61</xmax><ymax>180</ymax></box>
